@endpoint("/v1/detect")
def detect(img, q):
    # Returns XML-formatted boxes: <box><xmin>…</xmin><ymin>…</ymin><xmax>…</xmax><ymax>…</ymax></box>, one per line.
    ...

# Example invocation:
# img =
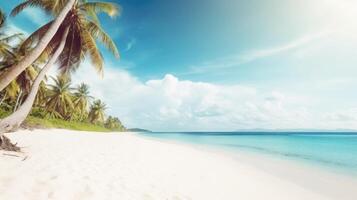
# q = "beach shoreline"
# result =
<box><xmin>1</xmin><ymin>129</ymin><xmax>356</xmax><ymax>200</ymax></box>
<box><xmin>137</xmin><ymin>133</ymin><xmax>357</xmax><ymax>200</ymax></box>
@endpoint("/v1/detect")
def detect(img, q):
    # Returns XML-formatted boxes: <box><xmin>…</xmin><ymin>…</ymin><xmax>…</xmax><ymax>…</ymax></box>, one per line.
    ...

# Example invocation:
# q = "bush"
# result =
<box><xmin>0</xmin><ymin>107</ymin><xmax>10</xmax><ymax>118</ymax></box>
<box><xmin>24</xmin><ymin>116</ymin><xmax>120</xmax><ymax>132</ymax></box>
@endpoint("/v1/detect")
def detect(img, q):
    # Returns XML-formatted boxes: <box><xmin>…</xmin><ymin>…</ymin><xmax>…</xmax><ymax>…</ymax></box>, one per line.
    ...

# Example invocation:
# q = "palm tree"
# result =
<box><xmin>88</xmin><ymin>99</ymin><xmax>106</xmax><ymax>124</ymax></box>
<box><xmin>0</xmin><ymin>12</ymin><xmax>28</xmax><ymax>110</ymax></box>
<box><xmin>0</xmin><ymin>27</ymin><xmax>69</xmax><ymax>130</ymax></box>
<box><xmin>1</xmin><ymin>42</ymin><xmax>46</xmax><ymax>110</ymax></box>
<box><xmin>105</xmin><ymin>116</ymin><xmax>114</xmax><ymax>129</ymax></box>
<box><xmin>73</xmin><ymin>83</ymin><xmax>92</xmax><ymax>121</ymax></box>
<box><xmin>45</xmin><ymin>75</ymin><xmax>74</xmax><ymax>119</ymax></box>
<box><xmin>105</xmin><ymin>115</ymin><xmax>124</xmax><ymax>130</ymax></box>
<box><xmin>18</xmin><ymin>1</ymin><xmax>120</xmax><ymax>74</ymax></box>
<box><xmin>33</xmin><ymin>79</ymin><xmax>48</xmax><ymax>108</ymax></box>
<box><xmin>0</xmin><ymin>0</ymin><xmax>76</xmax><ymax>91</ymax></box>
<box><xmin>0</xmin><ymin>1</ymin><xmax>120</xmax><ymax>132</ymax></box>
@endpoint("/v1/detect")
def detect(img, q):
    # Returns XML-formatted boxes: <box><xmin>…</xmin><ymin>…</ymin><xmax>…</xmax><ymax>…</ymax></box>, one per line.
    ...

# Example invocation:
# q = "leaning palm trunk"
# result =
<box><xmin>0</xmin><ymin>27</ymin><xmax>69</xmax><ymax>134</ymax></box>
<box><xmin>0</xmin><ymin>0</ymin><xmax>75</xmax><ymax>92</ymax></box>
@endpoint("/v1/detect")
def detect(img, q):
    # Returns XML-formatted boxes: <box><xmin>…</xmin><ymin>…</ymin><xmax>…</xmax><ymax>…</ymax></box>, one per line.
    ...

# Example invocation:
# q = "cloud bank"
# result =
<box><xmin>69</xmin><ymin>63</ymin><xmax>357</xmax><ymax>131</ymax></box>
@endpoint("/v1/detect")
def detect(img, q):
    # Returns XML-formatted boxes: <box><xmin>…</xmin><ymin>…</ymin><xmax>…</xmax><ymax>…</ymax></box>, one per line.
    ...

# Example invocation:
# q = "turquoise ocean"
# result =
<box><xmin>139</xmin><ymin>132</ymin><xmax>357</xmax><ymax>175</ymax></box>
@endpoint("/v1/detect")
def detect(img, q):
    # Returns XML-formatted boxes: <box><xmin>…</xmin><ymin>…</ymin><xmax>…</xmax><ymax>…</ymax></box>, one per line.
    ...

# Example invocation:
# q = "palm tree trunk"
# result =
<box><xmin>13</xmin><ymin>89</ymin><xmax>23</xmax><ymax>112</ymax></box>
<box><xmin>0</xmin><ymin>0</ymin><xmax>76</xmax><ymax>92</ymax></box>
<box><xmin>0</xmin><ymin>27</ymin><xmax>70</xmax><ymax>134</ymax></box>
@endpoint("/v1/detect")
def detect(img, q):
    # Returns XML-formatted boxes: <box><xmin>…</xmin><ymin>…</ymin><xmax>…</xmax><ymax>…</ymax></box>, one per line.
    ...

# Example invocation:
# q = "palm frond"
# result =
<box><xmin>80</xmin><ymin>2</ymin><xmax>121</xmax><ymax>18</ymax></box>
<box><xmin>0</xmin><ymin>33</ymin><xmax>24</xmax><ymax>43</ymax></box>
<box><xmin>82</xmin><ymin>29</ymin><xmax>103</xmax><ymax>75</ymax></box>
<box><xmin>86</xmin><ymin>20</ymin><xmax>119</xmax><ymax>58</ymax></box>
<box><xmin>83</xmin><ymin>7</ymin><xmax>101</xmax><ymax>25</ymax></box>
<box><xmin>57</xmin><ymin>26</ymin><xmax>82</xmax><ymax>74</ymax></box>
<box><xmin>11</xmin><ymin>0</ymin><xmax>53</xmax><ymax>16</ymax></box>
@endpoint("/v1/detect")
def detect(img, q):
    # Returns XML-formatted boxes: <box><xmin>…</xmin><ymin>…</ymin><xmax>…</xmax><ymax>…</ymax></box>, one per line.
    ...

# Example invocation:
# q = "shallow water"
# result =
<box><xmin>139</xmin><ymin>132</ymin><xmax>357</xmax><ymax>175</ymax></box>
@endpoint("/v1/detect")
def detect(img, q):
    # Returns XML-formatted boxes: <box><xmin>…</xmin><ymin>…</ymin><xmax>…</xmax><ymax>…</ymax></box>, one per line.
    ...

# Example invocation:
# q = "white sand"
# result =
<box><xmin>0</xmin><ymin>129</ymin><xmax>355</xmax><ymax>200</ymax></box>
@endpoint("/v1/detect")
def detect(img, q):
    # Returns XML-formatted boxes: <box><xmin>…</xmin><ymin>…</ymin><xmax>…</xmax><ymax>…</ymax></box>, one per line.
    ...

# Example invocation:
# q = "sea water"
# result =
<box><xmin>139</xmin><ymin>132</ymin><xmax>357</xmax><ymax>175</ymax></box>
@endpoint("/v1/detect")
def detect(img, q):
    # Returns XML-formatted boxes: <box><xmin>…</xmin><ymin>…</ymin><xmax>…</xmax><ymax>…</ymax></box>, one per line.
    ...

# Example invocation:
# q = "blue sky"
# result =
<box><xmin>1</xmin><ymin>0</ymin><xmax>357</xmax><ymax>131</ymax></box>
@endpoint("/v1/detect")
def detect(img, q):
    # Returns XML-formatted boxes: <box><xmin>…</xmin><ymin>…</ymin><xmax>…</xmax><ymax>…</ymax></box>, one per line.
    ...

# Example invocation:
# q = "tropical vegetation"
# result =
<box><xmin>0</xmin><ymin>1</ymin><xmax>126</xmax><ymax>150</ymax></box>
<box><xmin>0</xmin><ymin>74</ymin><xmax>126</xmax><ymax>132</ymax></box>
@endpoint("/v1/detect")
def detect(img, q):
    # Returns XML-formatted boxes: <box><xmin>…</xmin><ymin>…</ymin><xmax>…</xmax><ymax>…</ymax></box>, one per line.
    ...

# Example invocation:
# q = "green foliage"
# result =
<box><xmin>0</xmin><ymin>107</ymin><xmax>10</xmax><ymax>118</ymax></box>
<box><xmin>30</xmin><ymin>107</ymin><xmax>47</xmax><ymax>118</ymax></box>
<box><xmin>105</xmin><ymin>116</ymin><xmax>125</xmax><ymax>131</ymax></box>
<box><xmin>25</xmin><ymin>116</ymin><xmax>118</xmax><ymax>132</ymax></box>
<box><xmin>13</xmin><ymin>0</ymin><xmax>120</xmax><ymax>75</ymax></box>
<box><xmin>0</xmin><ymin>75</ymin><xmax>127</xmax><ymax>132</ymax></box>
<box><xmin>0</xmin><ymin>1</ymin><xmax>125</xmax><ymax>133</ymax></box>
<box><xmin>45</xmin><ymin>75</ymin><xmax>74</xmax><ymax>119</ymax></box>
<box><xmin>88</xmin><ymin>99</ymin><xmax>107</xmax><ymax>124</ymax></box>
<box><xmin>0</xmin><ymin>106</ymin><xmax>125</xmax><ymax>132</ymax></box>
<box><xmin>72</xmin><ymin>83</ymin><xmax>92</xmax><ymax>121</ymax></box>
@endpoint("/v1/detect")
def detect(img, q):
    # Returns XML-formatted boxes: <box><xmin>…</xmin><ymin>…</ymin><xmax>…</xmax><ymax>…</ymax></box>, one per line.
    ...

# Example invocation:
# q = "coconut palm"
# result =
<box><xmin>73</xmin><ymin>83</ymin><xmax>92</xmax><ymax>121</ymax></box>
<box><xmin>88</xmin><ymin>99</ymin><xmax>106</xmax><ymax>124</ymax></box>
<box><xmin>105</xmin><ymin>115</ymin><xmax>124</xmax><ymax>130</ymax></box>
<box><xmin>0</xmin><ymin>0</ymin><xmax>76</xmax><ymax>92</ymax></box>
<box><xmin>45</xmin><ymin>75</ymin><xmax>74</xmax><ymax>119</ymax></box>
<box><xmin>0</xmin><ymin>34</ymin><xmax>50</xmax><ymax>113</ymax></box>
<box><xmin>0</xmin><ymin>27</ymin><xmax>70</xmax><ymax>131</ymax></box>
<box><xmin>1</xmin><ymin>42</ymin><xmax>45</xmax><ymax>109</ymax></box>
<box><xmin>0</xmin><ymin>0</ymin><xmax>120</xmax><ymax>132</ymax></box>
<box><xmin>18</xmin><ymin>1</ymin><xmax>120</xmax><ymax>74</ymax></box>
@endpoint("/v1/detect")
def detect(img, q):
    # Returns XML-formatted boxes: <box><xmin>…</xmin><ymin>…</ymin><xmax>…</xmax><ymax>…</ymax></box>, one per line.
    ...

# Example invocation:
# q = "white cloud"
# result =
<box><xmin>183</xmin><ymin>0</ymin><xmax>357</xmax><ymax>76</ymax></box>
<box><xmin>69</xmin><ymin>63</ymin><xmax>357</xmax><ymax>131</ymax></box>
<box><xmin>185</xmin><ymin>31</ymin><xmax>330</xmax><ymax>75</ymax></box>
<box><xmin>124</xmin><ymin>38</ymin><xmax>136</xmax><ymax>52</ymax></box>
<box><xmin>241</xmin><ymin>32</ymin><xmax>330</xmax><ymax>62</ymax></box>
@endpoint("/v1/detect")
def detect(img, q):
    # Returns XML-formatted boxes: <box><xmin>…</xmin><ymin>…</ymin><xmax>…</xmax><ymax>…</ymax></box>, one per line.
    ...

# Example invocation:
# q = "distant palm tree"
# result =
<box><xmin>0</xmin><ymin>0</ymin><xmax>120</xmax><ymax>132</ymax></box>
<box><xmin>0</xmin><ymin>12</ymin><xmax>29</xmax><ymax>110</ymax></box>
<box><xmin>88</xmin><ymin>99</ymin><xmax>107</xmax><ymax>124</ymax></box>
<box><xmin>33</xmin><ymin>80</ymin><xmax>48</xmax><ymax>108</ymax></box>
<box><xmin>105</xmin><ymin>115</ymin><xmax>124</xmax><ymax>130</ymax></box>
<box><xmin>73</xmin><ymin>83</ymin><xmax>92</xmax><ymax>121</ymax></box>
<box><xmin>1</xmin><ymin>42</ymin><xmax>45</xmax><ymax>111</ymax></box>
<box><xmin>2</xmin><ymin>81</ymin><xmax>19</xmax><ymax>104</ymax></box>
<box><xmin>45</xmin><ymin>75</ymin><xmax>74</xmax><ymax>119</ymax></box>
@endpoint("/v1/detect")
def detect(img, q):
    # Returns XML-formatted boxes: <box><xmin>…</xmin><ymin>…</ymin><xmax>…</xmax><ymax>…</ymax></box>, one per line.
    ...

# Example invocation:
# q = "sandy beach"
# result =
<box><xmin>0</xmin><ymin>129</ymin><xmax>356</xmax><ymax>200</ymax></box>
